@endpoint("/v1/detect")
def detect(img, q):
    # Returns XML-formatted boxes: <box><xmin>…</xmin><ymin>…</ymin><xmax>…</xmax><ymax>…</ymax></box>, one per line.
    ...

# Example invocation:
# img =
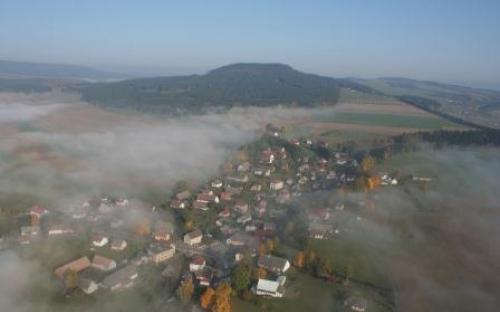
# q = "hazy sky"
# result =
<box><xmin>0</xmin><ymin>0</ymin><xmax>499</xmax><ymax>88</ymax></box>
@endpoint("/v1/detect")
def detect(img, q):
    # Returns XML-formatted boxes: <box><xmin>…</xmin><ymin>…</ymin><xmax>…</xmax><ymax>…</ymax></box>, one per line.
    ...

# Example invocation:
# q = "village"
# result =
<box><xmin>0</xmin><ymin>124</ymin><xmax>432</xmax><ymax>312</ymax></box>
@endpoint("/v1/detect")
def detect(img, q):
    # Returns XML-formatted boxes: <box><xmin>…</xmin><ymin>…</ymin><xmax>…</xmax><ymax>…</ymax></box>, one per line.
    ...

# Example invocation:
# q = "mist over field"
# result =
<box><xmin>311</xmin><ymin>148</ymin><xmax>500</xmax><ymax>311</ymax></box>
<box><xmin>0</xmin><ymin>92</ymin><xmax>499</xmax><ymax>312</ymax></box>
<box><xmin>0</xmin><ymin>93</ymin><xmax>312</xmax><ymax>205</ymax></box>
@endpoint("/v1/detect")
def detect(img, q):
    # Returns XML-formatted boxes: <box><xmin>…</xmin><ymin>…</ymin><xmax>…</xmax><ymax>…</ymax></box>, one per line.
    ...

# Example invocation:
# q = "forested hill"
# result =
<box><xmin>81</xmin><ymin>63</ymin><xmax>352</xmax><ymax>115</ymax></box>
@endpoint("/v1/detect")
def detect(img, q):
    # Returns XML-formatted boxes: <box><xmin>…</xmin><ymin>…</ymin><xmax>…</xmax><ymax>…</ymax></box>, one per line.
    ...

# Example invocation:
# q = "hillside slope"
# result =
<box><xmin>81</xmin><ymin>63</ymin><xmax>346</xmax><ymax>115</ymax></box>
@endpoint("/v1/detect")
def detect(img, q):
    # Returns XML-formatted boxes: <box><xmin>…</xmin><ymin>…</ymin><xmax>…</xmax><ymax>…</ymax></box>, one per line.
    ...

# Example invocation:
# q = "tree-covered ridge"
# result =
<box><xmin>80</xmin><ymin>63</ymin><xmax>343</xmax><ymax>115</ymax></box>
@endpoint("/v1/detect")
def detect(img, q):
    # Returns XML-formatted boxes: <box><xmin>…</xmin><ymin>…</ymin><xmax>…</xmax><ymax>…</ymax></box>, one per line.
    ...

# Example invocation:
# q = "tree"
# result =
<box><xmin>253</xmin><ymin>267</ymin><xmax>267</xmax><ymax>280</ymax></box>
<box><xmin>305</xmin><ymin>250</ymin><xmax>316</xmax><ymax>266</ymax></box>
<box><xmin>293</xmin><ymin>251</ymin><xmax>305</xmax><ymax>269</ymax></box>
<box><xmin>266</xmin><ymin>238</ymin><xmax>277</xmax><ymax>252</ymax></box>
<box><xmin>231</xmin><ymin>263</ymin><xmax>251</xmax><ymax>292</ymax></box>
<box><xmin>176</xmin><ymin>279</ymin><xmax>194</xmax><ymax>305</ymax></box>
<box><xmin>63</xmin><ymin>269</ymin><xmax>78</xmax><ymax>290</ymax></box>
<box><xmin>366</xmin><ymin>175</ymin><xmax>381</xmax><ymax>190</ymax></box>
<box><xmin>361</xmin><ymin>155</ymin><xmax>376</xmax><ymax>173</ymax></box>
<box><xmin>258</xmin><ymin>241</ymin><xmax>267</xmax><ymax>257</ymax></box>
<box><xmin>314</xmin><ymin>257</ymin><xmax>332</xmax><ymax>278</ymax></box>
<box><xmin>135</xmin><ymin>217</ymin><xmax>151</xmax><ymax>236</ymax></box>
<box><xmin>212</xmin><ymin>282</ymin><xmax>232</xmax><ymax>312</ymax></box>
<box><xmin>200</xmin><ymin>287</ymin><xmax>215</xmax><ymax>310</ymax></box>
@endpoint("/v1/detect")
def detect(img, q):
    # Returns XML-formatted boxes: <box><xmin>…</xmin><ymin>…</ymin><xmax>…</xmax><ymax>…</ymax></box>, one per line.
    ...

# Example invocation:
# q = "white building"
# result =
<box><xmin>254</xmin><ymin>278</ymin><xmax>285</xmax><ymax>298</ymax></box>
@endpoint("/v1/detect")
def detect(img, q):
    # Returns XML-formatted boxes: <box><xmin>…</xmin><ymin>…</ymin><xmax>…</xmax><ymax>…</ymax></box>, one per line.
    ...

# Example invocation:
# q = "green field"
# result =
<box><xmin>314</xmin><ymin>112</ymin><xmax>461</xmax><ymax>129</ymax></box>
<box><xmin>233</xmin><ymin>269</ymin><xmax>392</xmax><ymax>312</ymax></box>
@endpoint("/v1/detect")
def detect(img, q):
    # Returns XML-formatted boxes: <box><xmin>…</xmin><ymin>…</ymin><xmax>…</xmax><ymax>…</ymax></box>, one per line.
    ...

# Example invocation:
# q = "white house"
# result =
<box><xmin>111</xmin><ymin>238</ymin><xmax>127</xmax><ymax>251</ymax></box>
<box><xmin>270</xmin><ymin>179</ymin><xmax>284</xmax><ymax>191</ymax></box>
<box><xmin>91</xmin><ymin>255</ymin><xmax>117</xmax><ymax>271</ymax></box>
<box><xmin>78</xmin><ymin>278</ymin><xmax>98</xmax><ymax>295</ymax></box>
<box><xmin>92</xmin><ymin>234</ymin><xmax>109</xmax><ymax>247</ymax></box>
<box><xmin>254</xmin><ymin>278</ymin><xmax>285</xmax><ymax>298</ymax></box>
<box><xmin>184</xmin><ymin>230</ymin><xmax>203</xmax><ymax>246</ymax></box>
<box><xmin>189</xmin><ymin>256</ymin><xmax>206</xmax><ymax>272</ymax></box>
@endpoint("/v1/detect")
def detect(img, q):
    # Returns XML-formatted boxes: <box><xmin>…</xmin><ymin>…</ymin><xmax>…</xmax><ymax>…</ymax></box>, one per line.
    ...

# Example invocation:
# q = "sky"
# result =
<box><xmin>0</xmin><ymin>0</ymin><xmax>499</xmax><ymax>88</ymax></box>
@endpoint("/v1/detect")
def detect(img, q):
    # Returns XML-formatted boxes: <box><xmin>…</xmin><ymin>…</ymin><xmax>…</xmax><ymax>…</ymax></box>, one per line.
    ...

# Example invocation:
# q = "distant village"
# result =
<box><xmin>0</xmin><ymin>124</ymin><xmax>433</xmax><ymax>312</ymax></box>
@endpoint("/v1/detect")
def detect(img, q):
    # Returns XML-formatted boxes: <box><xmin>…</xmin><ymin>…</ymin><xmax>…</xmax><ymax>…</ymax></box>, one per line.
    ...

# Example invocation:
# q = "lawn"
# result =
<box><xmin>233</xmin><ymin>269</ymin><xmax>393</xmax><ymax>312</ymax></box>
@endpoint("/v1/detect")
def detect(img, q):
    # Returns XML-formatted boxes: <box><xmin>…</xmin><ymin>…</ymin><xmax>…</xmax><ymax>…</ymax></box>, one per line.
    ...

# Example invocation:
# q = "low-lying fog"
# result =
<box><xmin>0</xmin><ymin>92</ymin><xmax>499</xmax><ymax>311</ymax></box>
<box><xmin>0</xmin><ymin>92</ymin><xmax>309</xmax><ymax>206</ymax></box>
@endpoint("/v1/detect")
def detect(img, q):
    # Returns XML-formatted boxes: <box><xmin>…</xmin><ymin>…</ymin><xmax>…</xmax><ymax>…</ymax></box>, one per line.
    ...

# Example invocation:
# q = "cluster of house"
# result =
<box><xmin>10</xmin><ymin>131</ymin><xmax>384</xmax><ymax>304</ymax></box>
<box><xmin>164</xmin><ymin>134</ymin><xmax>362</xmax><ymax>298</ymax></box>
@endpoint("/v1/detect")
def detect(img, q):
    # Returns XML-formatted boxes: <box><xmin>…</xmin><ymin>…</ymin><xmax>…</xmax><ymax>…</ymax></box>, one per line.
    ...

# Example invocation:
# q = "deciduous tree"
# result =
<box><xmin>293</xmin><ymin>251</ymin><xmax>305</xmax><ymax>268</ymax></box>
<box><xmin>176</xmin><ymin>279</ymin><xmax>194</xmax><ymax>305</ymax></box>
<box><xmin>200</xmin><ymin>287</ymin><xmax>215</xmax><ymax>310</ymax></box>
<box><xmin>212</xmin><ymin>282</ymin><xmax>232</xmax><ymax>312</ymax></box>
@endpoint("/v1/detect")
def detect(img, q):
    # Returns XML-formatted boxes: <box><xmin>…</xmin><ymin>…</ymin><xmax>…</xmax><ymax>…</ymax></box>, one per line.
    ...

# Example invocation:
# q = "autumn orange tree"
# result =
<box><xmin>293</xmin><ymin>251</ymin><xmax>305</xmax><ymax>269</ymax></box>
<box><xmin>200</xmin><ymin>287</ymin><xmax>215</xmax><ymax>310</ymax></box>
<box><xmin>361</xmin><ymin>155</ymin><xmax>376</xmax><ymax>173</ymax></box>
<box><xmin>135</xmin><ymin>217</ymin><xmax>151</xmax><ymax>236</ymax></box>
<box><xmin>211</xmin><ymin>282</ymin><xmax>232</xmax><ymax>312</ymax></box>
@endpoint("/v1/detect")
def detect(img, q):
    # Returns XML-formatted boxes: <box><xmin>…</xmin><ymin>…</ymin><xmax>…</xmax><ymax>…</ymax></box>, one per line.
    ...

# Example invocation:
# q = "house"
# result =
<box><xmin>326</xmin><ymin>171</ymin><xmax>337</xmax><ymax>180</ymax></box>
<box><xmin>91</xmin><ymin>255</ymin><xmax>117</xmax><ymax>271</ymax></box>
<box><xmin>309</xmin><ymin>223</ymin><xmax>333</xmax><ymax>240</ymax></box>
<box><xmin>218</xmin><ymin>209</ymin><xmax>231</xmax><ymax>219</ymax></box>
<box><xmin>226</xmin><ymin>174</ymin><xmax>249</xmax><ymax>183</ymax></box>
<box><xmin>110</xmin><ymin>238</ymin><xmax>127</xmax><ymax>251</ymax></box>
<box><xmin>54</xmin><ymin>256</ymin><xmax>91</xmax><ymax>279</ymax></box>
<box><xmin>102</xmin><ymin>265</ymin><xmax>138</xmax><ymax>292</ymax></box>
<box><xmin>91</xmin><ymin>234</ymin><xmax>109</xmax><ymax>247</ymax></box>
<box><xmin>308</xmin><ymin>208</ymin><xmax>331</xmax><ymax>221</ymax></box>
<box><xmin>345</xmin><ymin>297</ymin><xmax>368</xmax><ymax>312</ymax></box>
<box><xmin>29</xmin><ymin>205</ymin><xmax>49</xmax><ymax>225</ymax></box>
<box><xmin>254</xmin><ymin>167</ymin><xmax>271</xmax><ymax>177</ymax></box>
<box><xmin>261</xmin><ymin>149</ymin><xmax>275</xmax><ymax>164</ymax></box>
<box><xmin>78</xmin><ymin>277</ymin><xmax>98</xmax><ymax>294</ymax></box>
<box><xmin>250</xmin><ymin>184</ymin><xmax>262</xmax><ymax>192</ymax></box>
<box><xmin>184</xmin><ymin>230</ymin><xmax>203</xmax><ymax>246</ymax></box>
<box><xmin>237</xmin><ymin>161</ymin><xmax>251</xmax><ymax>172</ymax></box>
<box><xmin>254</xmin><ymin>278</ymin><xmax>285</xmax><ymax>298</ymax></box>
<box><xmin>192</xmin><ymin>200</ymin><xmax>209</xmax><ymax>211</ymax></box>
<box><xmin>270</xmin><ymin>179</ymin><xmax>284</xmax><ymax>191</ymax></box>
<box><xmin>153</xmin><ymin>222</ymin><xmax>173</xmax><ymax>241</ymax></box>
<box><xmin>234</xmin><ymin>201</ymin><xmax>249</xmax><ymax>214</ymax></box>
<box><xmin>245</xmin><ymin>224</ymin><xmax>258</xmax><ymax>233</ymax></box>
<box><xmin>276</xmin><ymin>189</ymin><xmax>291</xmax><ymax>204</ymax></box>
<box><xmin>189</xmin><ymin>256</ymin><xmax>206</xmax><ymax>272</ymax></box>
<box><xmin>71</xmin><ymin>206</ymin><xmax>87</xmax><ymax>219</ymax></box>
<box><xmin>257</xmin><ymin>200</ymin><xmax>267</xmax><ymax>216</ymax></box>
<box><xmin>290</xmin><ymin>139</ymin><xmax>300</xmax><ymax>146</ymax></box>
<box><xmin>20</xmin><ymin>225</ymin><xmax>40</xmax><ymax>237</ymax></box>
<box><xmin>220</xmin><ymin>191</ymin><xmax>232</xmax><ymax>202</ymax></box>
<box><xmin>170</xmin><ymin>199</ymin><xmax>187</xmax><ymax>209</ymax></box>
<box><xmin>48</xmin><ymin>224</ymin><xmax>75</xmax><ymax>236</ymax></box>
<box><xmin>194</xmin><ymin>267</ymin><xmax>213</xmax><ymax>287</ymax></box>
<box><xmin>211</xmin><ymin>179</ymin><xmax>223</xmax><ymax>188</ymax></box>
<box><xmin>176</xmin><ymin>190</ymin><xmax>191</xmax><ymax>201</ymax></box>
<box><xmin>196</xmin><ymin>191</ymin><xmax>219</xmax><ymax>204</ymax></box>
<box><xmin>263</xmin><ymin>222</ymin><xmax>276</xmax><ymax>233</ymax></box>
<box><xmin>226</xmin><ymin>232</ymin><xmax>254</xmax><ymax>247</ymax></box>
<box><xmin>257</xmin><ymin>255</ymin><xmax>290</xmax><ymax>274</ymax></box>
<box><xmin>148</xmin><ymin>243</ymin><xmax>176</xmax><ymax>265</ymax></box>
